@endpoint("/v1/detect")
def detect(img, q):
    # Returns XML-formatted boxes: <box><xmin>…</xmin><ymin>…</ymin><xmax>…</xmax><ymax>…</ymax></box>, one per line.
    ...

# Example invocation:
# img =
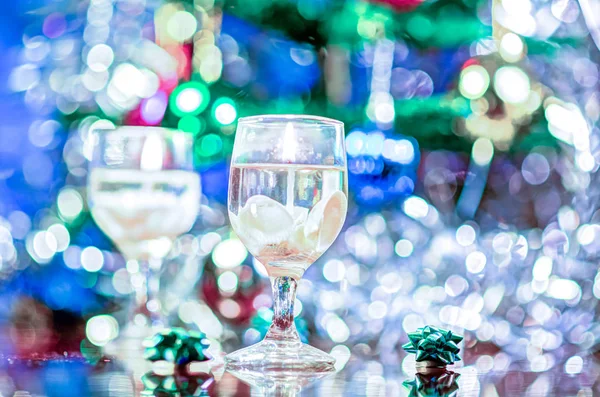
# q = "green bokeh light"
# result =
<box><xmin>169</xmin><ymin>82</ymin><xmax>210</xmax><ymax>118</ymax></box>
<box><xmin>298</xmin><ymin>0</ymin><xmax>326</xmax><ymax>20</ymax></box>
<box><xmin>406</xmin><ymin>14</ymin><xmax>435</xmax><ymax>41</ymax></box>
<box><xmin>178</xmin><ymin>116</ymin><xmax>204</xmax><ymax>135</ymax></box>
<box><xmin>200</xmin><ymin>133</ymin><xmax>223</xmax><ymax>157</ymax></box>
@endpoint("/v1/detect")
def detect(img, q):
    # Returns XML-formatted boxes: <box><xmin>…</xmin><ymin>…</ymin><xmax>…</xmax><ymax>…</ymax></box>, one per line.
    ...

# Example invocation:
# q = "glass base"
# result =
<box><xmin>225</xmin><ymin>339</ymin><xmax>335</xmax><ymax>372</ymax></box>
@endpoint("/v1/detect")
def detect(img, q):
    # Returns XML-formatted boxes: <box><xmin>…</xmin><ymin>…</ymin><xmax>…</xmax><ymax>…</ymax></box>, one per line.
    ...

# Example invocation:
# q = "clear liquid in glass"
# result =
<box><xmin>88</xmin><ymin>169</ymin><xmax>200</xmax><ymax>260</ymax></box>
<box><xmin>228</xmin><ymin>163</ymin><xmax>347</xmax><ymax>279</ymax></box>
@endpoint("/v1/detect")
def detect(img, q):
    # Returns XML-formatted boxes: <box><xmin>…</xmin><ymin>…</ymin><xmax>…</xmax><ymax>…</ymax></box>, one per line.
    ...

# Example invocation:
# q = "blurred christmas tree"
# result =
<box><xmin>3</xmin><ymin>0</ymin><xmax>600</xmax><ymax>368</ymax></box>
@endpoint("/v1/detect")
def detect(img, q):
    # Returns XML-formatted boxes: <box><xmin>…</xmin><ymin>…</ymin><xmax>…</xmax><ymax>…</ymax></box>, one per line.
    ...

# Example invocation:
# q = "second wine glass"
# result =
<box><xmin>226</xmin><ymin>115</ymin><xmax>348</xmax><ymax>371</ymax></box>
<box><xmin>88</xmin><ymin>126</ymin><xmax>200</xmax><ymax>337</ymax></box>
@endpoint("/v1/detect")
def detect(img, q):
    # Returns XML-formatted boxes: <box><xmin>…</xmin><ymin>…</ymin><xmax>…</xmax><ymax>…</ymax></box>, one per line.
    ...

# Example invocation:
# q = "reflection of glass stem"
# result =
<box><xmin>133</xmin><ymin>260</ymin><xmax>165</xmax><ymax>328</ymax></box>
<box><xmin>286</xmin><ymin>170</ymin><xmax>295</xmax><ymax>214</ymax></box>
<box><xmin>267</xmin><ymin>276</ymin><xmax>299</xmax><ymax>342</ymax></box>
<box><xmin>260</xmin><ymin>382</ymin><xmax>301</xmax><ymax>397</ymax></box>
<box><xmin>283</xmin><ymin>121</ymin><xmax>296</xmax><ymax>214</ymax></box>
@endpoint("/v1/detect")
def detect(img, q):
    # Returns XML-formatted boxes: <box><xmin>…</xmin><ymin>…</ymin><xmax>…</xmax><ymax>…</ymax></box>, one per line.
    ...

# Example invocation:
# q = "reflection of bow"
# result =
<box><xmin>142</xmin><ymin>372</ymin><xmax>214</xmax><ymax>396</ymax></box>
<box><xmin>403</xmin><ymin>370</ymin><xmax>460</xmax><ymax>397</ymax></box>
<box><xmin>402</xmin><ymin>326</ymin><xmax>463</xmax><ymax>365</ymax></box>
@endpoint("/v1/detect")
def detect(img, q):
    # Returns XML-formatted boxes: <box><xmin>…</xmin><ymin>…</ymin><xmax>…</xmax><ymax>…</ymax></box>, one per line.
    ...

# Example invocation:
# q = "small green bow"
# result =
<box><xmin>403</xmin><ymin>370</ymin><xmax>461</xmax><ymax>397</ymax></box>
<box><xmin>402</xmin><ymin>326</ymin><xmax>463</xmax><ymax>365</ymax></box>
<box><xmin>144</xmin><ymin>327</ymin><xmax>211</xmax><ymax>366</ymax></box>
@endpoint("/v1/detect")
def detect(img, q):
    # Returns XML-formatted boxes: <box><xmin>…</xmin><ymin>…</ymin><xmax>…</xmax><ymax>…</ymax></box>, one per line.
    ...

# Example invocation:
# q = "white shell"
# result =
<box><xmin>305</xmin><ymin>191</ymin><xmax>347</xmax><ymax>251</ymax></box>
<box><xmin>237</xmin><ymin>195</ymin><xmax>295</xmax><ymax>247</ymax></box>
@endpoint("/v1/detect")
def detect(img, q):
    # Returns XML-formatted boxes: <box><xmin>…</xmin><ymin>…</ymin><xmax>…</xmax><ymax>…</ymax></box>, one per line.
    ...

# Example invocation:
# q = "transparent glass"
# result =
<box><xmin>87</xmin><ymin>126</ymin><xmax>200</xmax><ymax>336</ymax></box>
<box><xmin>226</xmin><ymin>115</ymin><xmax>348</xmax><ymax>371</ymax></box>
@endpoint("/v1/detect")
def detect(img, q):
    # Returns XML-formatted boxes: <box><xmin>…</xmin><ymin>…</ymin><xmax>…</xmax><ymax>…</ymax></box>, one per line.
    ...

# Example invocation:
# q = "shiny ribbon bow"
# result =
<box><xmin>402</xmin><ymin>326</ymin><xmax>463</xmax><ymax>365</ymax></box>
<box><xmin>144</xmin><ymin>328</ymin><xmax>211</xmax><ymax>365</ymax></box>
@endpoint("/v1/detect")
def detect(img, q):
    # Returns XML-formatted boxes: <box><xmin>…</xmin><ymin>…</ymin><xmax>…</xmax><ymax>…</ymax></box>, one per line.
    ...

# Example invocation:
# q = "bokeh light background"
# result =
<box><xmin>1</xmin><ymin>0</ymin><xmax>600</xmax><ymax>394</ymax></box>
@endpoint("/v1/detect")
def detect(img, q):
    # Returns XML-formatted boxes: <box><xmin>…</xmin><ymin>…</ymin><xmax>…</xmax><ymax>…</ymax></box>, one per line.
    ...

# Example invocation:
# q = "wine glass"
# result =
<box><xmin>226</xmin><ymin>115</ymin><xmax>348</xmax><ymax>371</ymax></box>
<box><xmin>87</xmin><ymin>126</ymin><xmax>200</xmax><ymax>336</ymax></box>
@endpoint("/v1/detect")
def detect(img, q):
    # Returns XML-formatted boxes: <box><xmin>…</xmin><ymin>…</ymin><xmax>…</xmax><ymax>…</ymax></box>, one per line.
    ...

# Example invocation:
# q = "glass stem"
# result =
<box><xmin>266</xmin><ymin>276</ymin><xmax>300</xmax><ymax>342</ymax></box>
<box><xmin>133</xmin><ymin>260</ymin><xmax>165</xmax><ymax>329</ymax></box>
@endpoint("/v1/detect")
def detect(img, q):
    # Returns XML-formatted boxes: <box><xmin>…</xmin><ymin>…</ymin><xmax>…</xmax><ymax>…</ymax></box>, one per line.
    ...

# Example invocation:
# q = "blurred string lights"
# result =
<box><xmin>1</xmin><ymin>0</ymin><xmax>600</xmax><ymax>385</ymax></box>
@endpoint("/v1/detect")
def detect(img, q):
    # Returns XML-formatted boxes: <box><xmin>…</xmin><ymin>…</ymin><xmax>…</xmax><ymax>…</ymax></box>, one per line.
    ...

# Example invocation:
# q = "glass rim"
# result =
<box><xmin>237</xmin><ymin>114</ymin><xmax>344</xmax><ymax>126</ymax></box>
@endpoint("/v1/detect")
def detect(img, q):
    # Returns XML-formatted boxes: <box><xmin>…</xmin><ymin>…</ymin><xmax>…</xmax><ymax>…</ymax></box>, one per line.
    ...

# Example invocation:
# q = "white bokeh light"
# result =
<box><xmin>499</xmin><ymin>33</ymin><xmax>524</xmax><ymax>62</ymax></box>
<box><xmin>81</xmin><ymin>246</ymin><xmax>104</xmax><ymax>272</ymax></box>
<box><xmin>466</xmin><ymin>251</ymin><xmax>487</xmax><ymax>273</ymax></box>
<box><xmin>86</xmin><ymin>315</ymin><xmax>119</xmax><ymax>346</ymax></box>
<box><xmin>472</xmin><ymin>138</ymin><xmax>494</xmax><ymax>166</ymax></box>
<box><xmin>459</xmin><ymin>64</ymin><xmax>490</xmax><ymax>99</ymax></box>
<box><xmin>494</xmin><ymin>66</ymin><xmax>530</xmax><ymax>104</ymax></box>
<box><xmin>176</xmin><ymin>88</ymin><xmax>202</xmax><ymax>114</ymax></box>
<box><xmin>214</xmin><ymin>103</ymin><xmax>237</xmax><ymax>125</ymax></box>
<box><xmin>212</xmin><ymin>238</ymin><xmax>248</xmax><ymax>269</ymax></box>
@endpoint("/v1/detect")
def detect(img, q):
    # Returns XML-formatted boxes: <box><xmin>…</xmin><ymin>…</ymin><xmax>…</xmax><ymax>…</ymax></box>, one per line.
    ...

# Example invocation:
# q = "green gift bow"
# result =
<box><xmin>144</xmin><ymin>327</ymin><xmax>211</xmax><ymax>365</ymax></box>
<box><xmin>403</xmin><ymin>370</ymin><xmax>461</xmax><ymax>397</ymax></box>
<box><xmin>402</xmin><ymin>326</ymin><xmax>463</xmax><ymax>365</ymax></box>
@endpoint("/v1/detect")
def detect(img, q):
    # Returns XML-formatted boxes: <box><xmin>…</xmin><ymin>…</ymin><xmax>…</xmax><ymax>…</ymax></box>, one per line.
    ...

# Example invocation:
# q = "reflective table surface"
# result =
<box><xmin>0</xmin><ymin>351</ymin><xmax>598</xmax><ymax>396</ymax></box>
